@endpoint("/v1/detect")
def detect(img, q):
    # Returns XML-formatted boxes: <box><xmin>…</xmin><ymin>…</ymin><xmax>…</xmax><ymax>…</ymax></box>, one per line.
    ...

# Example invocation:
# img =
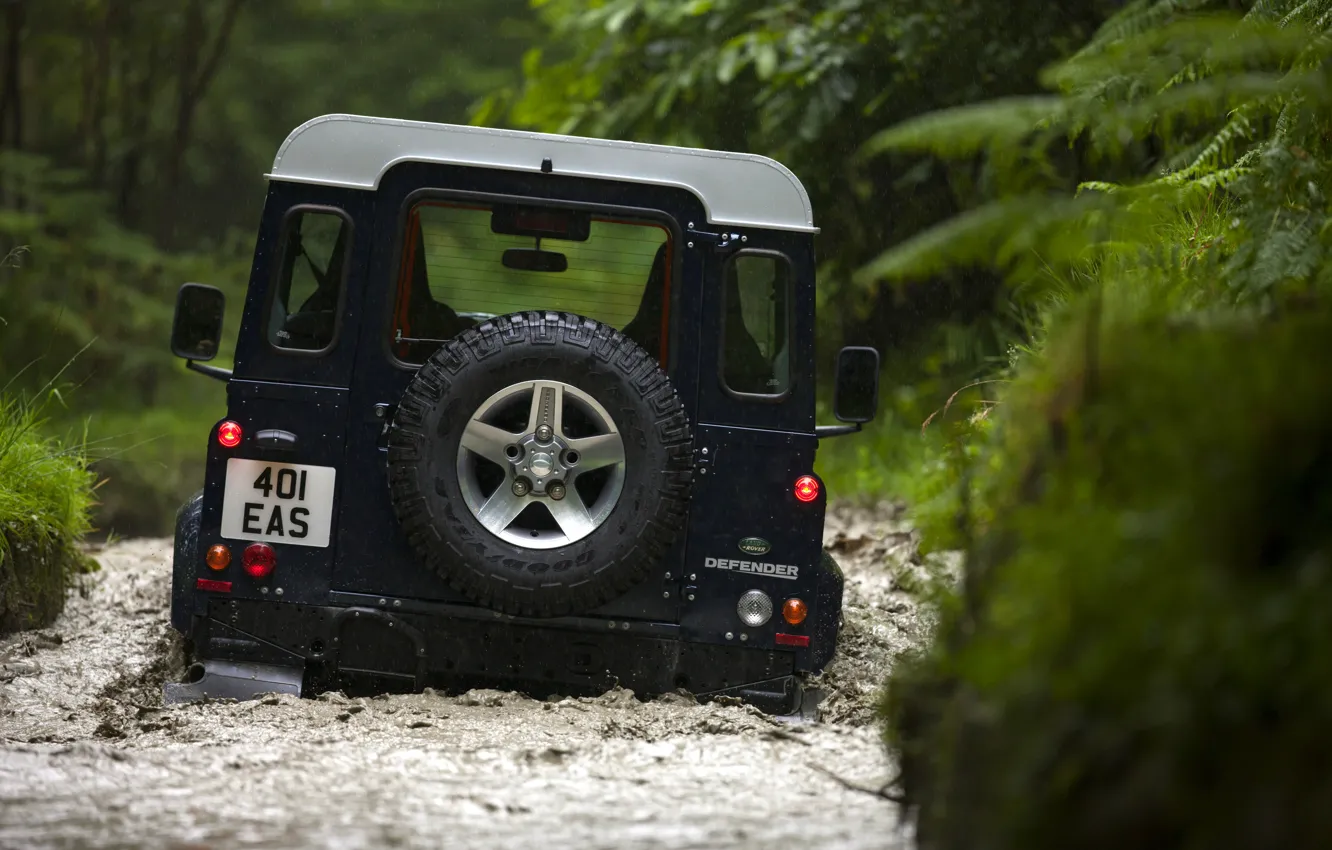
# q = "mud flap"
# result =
<box><xmin>163</xmin><ymin>659</ymin><xmax>305</xmax><ymax>704</ymax></box>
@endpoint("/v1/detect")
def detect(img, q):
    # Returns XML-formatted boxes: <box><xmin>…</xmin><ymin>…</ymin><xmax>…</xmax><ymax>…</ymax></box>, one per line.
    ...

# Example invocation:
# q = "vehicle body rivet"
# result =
<box><xmin>740</xmin><ymin>633</ymin><xmax>749</xmax><ymax>641</ymax></box>
<box><xmin>275</xmin><ymin>587</ymin><xmax>284</xmax><ymax>596</ymax></box>
<box><xmin>725</xmin><ymin>632</ymin><xmax>734</xmax><ymax>640</ymax></box>
<box><xmin>662</xmin><ymin>591</ymin><xmax>670</xmax><ymax>599</ymax></box>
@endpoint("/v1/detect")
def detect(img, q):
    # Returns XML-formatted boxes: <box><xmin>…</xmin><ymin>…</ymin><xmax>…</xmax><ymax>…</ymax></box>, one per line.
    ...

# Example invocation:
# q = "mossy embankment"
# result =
<box><xmin>881</xmin><ymin>308</ymin><xmax>1332</xmax><ymax>849</ymax></box>
<box><xmin>0</xmin><ymin>395</ymin><xmax>97</xmax><ymax>633</ymax></box>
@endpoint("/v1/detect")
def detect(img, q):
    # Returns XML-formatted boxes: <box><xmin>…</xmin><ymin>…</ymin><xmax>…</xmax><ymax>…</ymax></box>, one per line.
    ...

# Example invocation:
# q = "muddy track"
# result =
<box><xmin>0</xmin><ymin>505</ymin><xmax>946</xmax><ymax>849</ymax></box>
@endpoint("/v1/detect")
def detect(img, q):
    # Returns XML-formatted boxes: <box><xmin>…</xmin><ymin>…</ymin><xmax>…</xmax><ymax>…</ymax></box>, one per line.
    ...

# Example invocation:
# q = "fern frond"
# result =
<box><xmin>1278</xmin><ymin>0</ymin><xmax>1326</xmax><ymax>28</ymax></box>
<box><xmin>860</xmin><ymin>97</ymin><xmax>1065</xmax><ymax>160</ymax></box>
<box><xmin>1080</xmin><ymin>0</ymin><xmax>1221</xmax><ymax>55</ymax></box>
<box><xmin>1160</xmin><ymin>100</ymin><xmax>1268</xmax><ymax>181</ymax></box>
<box><xmin>853</xmin><ymin>194</ymin><xmax>1123</xmax><ymax>285</ymax></box>
<box><xmin>1244</xmin><ymin>0</ymin><xmax>1290</xmax><ymax>23</ymax></box>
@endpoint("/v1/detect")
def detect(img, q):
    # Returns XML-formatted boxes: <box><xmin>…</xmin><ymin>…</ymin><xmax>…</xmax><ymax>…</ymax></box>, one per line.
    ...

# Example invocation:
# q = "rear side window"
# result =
<box><xmin>267</xmin><ymin>208</ymin><xmax>351</xmax><ymax>352</ymax></box>
<box><xmin>722</xmin><ymin>252</ymin><xmax>792</xmax><ymax>396</ymax></box>
<box><xmin>391</xmin><ymin>201</ymin><xmax>671</xmax><ymax>364</ymax></box>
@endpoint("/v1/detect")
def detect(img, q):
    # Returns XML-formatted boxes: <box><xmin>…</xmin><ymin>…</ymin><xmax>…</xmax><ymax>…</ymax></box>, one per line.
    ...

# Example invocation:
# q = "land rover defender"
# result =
<box><xmin>165</xmin><ymin>114</ymin><xmax>880</xmax><ymax>714</ymax></box>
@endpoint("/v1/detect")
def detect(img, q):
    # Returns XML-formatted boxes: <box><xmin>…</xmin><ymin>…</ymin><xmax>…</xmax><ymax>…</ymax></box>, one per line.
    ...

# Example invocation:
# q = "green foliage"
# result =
<box><xmin>860</xmin><ymin>1</ymin><xmax>1332</xmax><ymax>303</ymax></box>
<box><xmin>874</xmin><ymin>2</ymin><xmax>1332</xmax><ymax>846</ymax></box>
<box><xmin>0</xmin><ymin>387</ymin><xmax>97</xmax><ymax>633</ymax></box>
<box><xmin>884</xmin><ymin>308</ymin><xmax>1332</xmax><ymax>850</ymax></box>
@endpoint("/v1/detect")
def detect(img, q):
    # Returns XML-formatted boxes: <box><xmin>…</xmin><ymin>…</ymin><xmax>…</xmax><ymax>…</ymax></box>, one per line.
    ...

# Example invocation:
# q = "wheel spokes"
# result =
<box><xmin>525</xmin><ymin>381</ymin><xmax>565</xmax><ymax>437</ymax></box>
<box><xmin>460</xmin><ymin>419</ymin><xmax>519</xmax><ymax>465</ymax></box>
<box><xmin>546</xmin><ymin>496</ymin><xmax>596</xmax><ymax>541</ymax></box>
<box><xmin>566</xmin><ymin>433</ymin><xmax>625</xmax><ymax>471</ymax></box>
<box><xmin>475</xmin><ymin>486</ymin><xmax>527</xmax><ymax>534</ymax></box>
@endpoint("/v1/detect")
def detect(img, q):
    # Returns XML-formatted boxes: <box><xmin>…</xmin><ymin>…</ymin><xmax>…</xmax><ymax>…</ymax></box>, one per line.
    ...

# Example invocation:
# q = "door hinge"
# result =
<box><xmin>686</xmin><ymin>227</ymin><xmax>747</xmax><ymax>254</ymax></box>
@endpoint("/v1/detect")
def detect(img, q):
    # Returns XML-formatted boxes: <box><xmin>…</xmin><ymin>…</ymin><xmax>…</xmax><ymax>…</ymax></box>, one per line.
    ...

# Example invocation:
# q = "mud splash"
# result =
<box><xmin>0</xmin><ymin>509</ymin><xmax>937</xmax><ymax>849</ymax></box>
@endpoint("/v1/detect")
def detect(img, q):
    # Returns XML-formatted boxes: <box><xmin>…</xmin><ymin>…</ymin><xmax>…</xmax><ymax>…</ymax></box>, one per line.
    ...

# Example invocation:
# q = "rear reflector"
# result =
<box><xmin>775</xmin><ymin>633</ymin><xmax>810</xmax><ymax>648</ymax></box>
<box><xmin>196</xmin><ymin>578</ymin><xmax>232</xmax><ymax>593</ymax></box>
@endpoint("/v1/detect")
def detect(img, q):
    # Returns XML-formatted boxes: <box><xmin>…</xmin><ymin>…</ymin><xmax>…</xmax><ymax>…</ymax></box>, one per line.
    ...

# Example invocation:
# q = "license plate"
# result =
<box><xmin>220</xmin><ymin>459</ymin><xmax>337</xmax><ymax>548</ymax></box>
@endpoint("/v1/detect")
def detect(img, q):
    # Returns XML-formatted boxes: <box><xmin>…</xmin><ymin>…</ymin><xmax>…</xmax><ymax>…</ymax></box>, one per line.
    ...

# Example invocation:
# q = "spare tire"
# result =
<box><xmin>387</xmin><ymin>311</ymin><xmax>693</xmax><ymax>617</ymax></box>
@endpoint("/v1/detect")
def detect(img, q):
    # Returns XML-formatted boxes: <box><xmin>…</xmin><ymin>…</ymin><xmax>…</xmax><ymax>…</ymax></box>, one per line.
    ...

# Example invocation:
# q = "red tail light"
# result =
<box><xmin>794</xmin><ymin>475</ymin><xmax>819</xmax><ymax>503</ymax></box>
<box><xmin>217</xmin><ymin>420</ymin><xmax>243</xmax><ymax>448</ymax></box>
<box><xmin>242</xmin><ymin>543</ymin><xmax>276</xmax><ymax>579</ymax></box>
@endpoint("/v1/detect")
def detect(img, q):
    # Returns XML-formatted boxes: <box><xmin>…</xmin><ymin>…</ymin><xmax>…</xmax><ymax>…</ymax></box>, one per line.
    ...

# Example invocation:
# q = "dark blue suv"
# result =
<box><xmin>165</xmin><ymin>114</ymin><xmax>880</xmax><ymax>714</ymax></box>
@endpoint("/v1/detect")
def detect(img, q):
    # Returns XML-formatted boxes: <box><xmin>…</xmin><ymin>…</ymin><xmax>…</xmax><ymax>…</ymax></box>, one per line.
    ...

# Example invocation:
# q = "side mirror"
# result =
<box><xmin>833</xmin><ymin>346</ymin><xmax>880</xmax><ymax>423</ymax></box>
<box><xmin>171</xmin><ymin>283</ymin><xmax>225</xmax><ymax>362</ymax></box>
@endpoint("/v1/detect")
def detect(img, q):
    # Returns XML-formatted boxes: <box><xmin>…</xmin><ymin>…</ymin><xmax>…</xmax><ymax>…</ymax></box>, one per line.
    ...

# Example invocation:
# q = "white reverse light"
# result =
<box><xmin>737</xmin><ymin>590</ymin><xmax>773</xmax><ymax>627</ymax></box>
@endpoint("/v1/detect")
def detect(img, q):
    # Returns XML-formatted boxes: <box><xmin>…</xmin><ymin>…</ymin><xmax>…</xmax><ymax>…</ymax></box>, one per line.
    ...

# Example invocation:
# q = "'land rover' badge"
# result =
<box><xmin>738</xmin><ymin>537</ymin><xmax>771</xmax><ymax>556</ymax></box>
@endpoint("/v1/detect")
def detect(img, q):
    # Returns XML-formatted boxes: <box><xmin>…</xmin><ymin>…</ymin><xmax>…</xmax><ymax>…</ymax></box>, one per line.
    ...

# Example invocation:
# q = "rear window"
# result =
<box><xmin>391</xmin><ymin>201</ymin><xmax>671</xmax><ymax>364</ymax></box>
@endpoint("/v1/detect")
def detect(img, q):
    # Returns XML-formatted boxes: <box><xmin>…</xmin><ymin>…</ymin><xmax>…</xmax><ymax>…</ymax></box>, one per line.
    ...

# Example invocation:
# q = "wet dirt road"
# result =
<box><xmin>0</xmin><ymin>505</ymin><xmax>943</xmax><ymax>849</ymax></box>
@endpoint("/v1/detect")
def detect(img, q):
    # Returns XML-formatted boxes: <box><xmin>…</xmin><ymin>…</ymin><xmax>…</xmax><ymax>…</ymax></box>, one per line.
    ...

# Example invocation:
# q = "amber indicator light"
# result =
<box><xmin>205</xmin><ymin>544</ymin><xmax>231</xmax><ymax>571</ymax></box>
<box><xmin>783</xmin><ymin>597</ymin><xmax>808</xmax><ymax>625</ymax></box>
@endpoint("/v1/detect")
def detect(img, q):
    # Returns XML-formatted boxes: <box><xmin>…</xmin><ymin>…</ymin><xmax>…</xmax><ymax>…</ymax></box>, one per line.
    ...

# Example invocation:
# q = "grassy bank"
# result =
<box><xmin>0</xmin><ymin>393</ymin><xmax>98</xmax><ymax>633</ymax></box>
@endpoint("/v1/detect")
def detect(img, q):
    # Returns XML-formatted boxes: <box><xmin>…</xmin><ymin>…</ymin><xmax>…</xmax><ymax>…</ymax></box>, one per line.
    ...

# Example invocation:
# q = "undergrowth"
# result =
<box><xmin>0</xmin><ymin>389</ymin><xmax>98</xmax><ymax>633</ymax></box>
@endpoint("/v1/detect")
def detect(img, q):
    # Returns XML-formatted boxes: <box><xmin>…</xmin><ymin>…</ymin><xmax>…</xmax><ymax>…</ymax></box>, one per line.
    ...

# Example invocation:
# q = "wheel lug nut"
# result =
<box><xmin>547</xmin><ymin>481</ymin><xmax>566</xmax><ymax>500</ymax></box>
<box><xmin>535</xmin><ymin>424</ymin><xmax>553</xmax><ymax>443</ymax></box>
<box><xmin>512</xmin><ymin>478</ymin><xmax>531</xmax><ymax>497</ymax></box>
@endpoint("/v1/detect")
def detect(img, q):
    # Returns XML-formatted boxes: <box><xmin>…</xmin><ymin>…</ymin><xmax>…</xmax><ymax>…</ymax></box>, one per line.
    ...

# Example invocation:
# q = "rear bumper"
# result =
<box><xmin>181</xmin><ymin>597</ymin><xmax>806</xmax><ymax>713</ymax></box>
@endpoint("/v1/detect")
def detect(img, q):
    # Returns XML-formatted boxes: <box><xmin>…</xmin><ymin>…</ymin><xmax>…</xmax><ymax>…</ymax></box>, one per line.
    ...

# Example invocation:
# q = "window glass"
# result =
<box><xmin>723</xmin><ymin>253</ymin><xmax>791</xmax><ymax>395</ymax></box>
<box><xmin>268</xmin><ymin>209</ymin><xmax>350</xmax><ymax>351</ymax></box>
<box><xmin>392</xmin><ymin>202</ymin><xmax>671</xmax><ymax>364</ymax></box>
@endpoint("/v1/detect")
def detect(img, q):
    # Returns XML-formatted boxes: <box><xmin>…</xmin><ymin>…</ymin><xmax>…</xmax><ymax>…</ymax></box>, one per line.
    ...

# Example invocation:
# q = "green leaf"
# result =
<box><xmin>860</xmin><ymin>96</ymin><xmax>1066</xmax><ymax>160</ymax></box>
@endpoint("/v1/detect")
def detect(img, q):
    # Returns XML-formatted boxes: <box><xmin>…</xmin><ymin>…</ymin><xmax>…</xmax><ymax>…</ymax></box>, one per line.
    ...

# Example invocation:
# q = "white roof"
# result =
<box><xmin>267</xmin><ymin>114</ymin><xmax>816</xmax><ymax>233</ymax></box>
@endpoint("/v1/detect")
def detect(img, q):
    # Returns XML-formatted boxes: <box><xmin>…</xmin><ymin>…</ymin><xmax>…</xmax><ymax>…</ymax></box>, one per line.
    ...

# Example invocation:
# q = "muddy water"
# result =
<box><xmin>0</xmin><ymin>506</ymin><xmax>944</xmax><ymax>849</ymax></box>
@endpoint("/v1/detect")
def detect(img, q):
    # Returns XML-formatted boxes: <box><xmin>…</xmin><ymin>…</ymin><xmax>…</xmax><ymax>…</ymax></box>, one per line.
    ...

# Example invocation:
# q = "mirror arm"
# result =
<box><xmin>186</xmin><ymin>360</ymin><xmax>233</xmax><ymax>382</ymax></box>
<box><xmin>815</xmin><ymin>423</ymin><xmax>862</xmax><ymax>439</ymax></box>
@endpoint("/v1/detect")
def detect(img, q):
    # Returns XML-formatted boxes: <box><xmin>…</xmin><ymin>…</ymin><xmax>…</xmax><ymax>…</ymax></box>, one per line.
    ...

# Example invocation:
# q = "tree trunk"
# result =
<box><xmin>157</xmin><ymin>0</ymin><xmax>244</xmax><ymax>246</ymax></box>
<box><xmin>0</xmin><ymin>0</ymin><xmax>26</xmax><ymax>151</ymax></box>
<box><xmin>116</xmin><ymin>30</ymin><xmax>160</xmax><ymax>227</ymax></box>
<box><xmin>89</xmin><ymin>0</ymin><xmax>115</xmax><ymax>185</ymax></box>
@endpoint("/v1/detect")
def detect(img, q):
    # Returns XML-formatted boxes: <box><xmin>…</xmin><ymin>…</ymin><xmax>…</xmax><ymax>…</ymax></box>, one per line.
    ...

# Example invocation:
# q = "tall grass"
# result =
<box><xmin>0</xmin><ymin>388</ymin><xmax>97</xmax><ymax>632</ymax></box>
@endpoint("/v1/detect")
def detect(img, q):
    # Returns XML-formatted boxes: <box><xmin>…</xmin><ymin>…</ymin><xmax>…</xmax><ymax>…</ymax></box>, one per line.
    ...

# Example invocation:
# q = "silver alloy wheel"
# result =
<box><xmin>456</xmin><ymin>380</ymin><xmax>627</xmax><ymax>549</ymax></box>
